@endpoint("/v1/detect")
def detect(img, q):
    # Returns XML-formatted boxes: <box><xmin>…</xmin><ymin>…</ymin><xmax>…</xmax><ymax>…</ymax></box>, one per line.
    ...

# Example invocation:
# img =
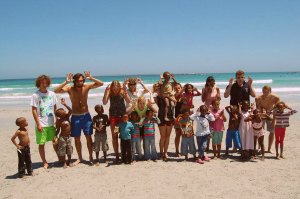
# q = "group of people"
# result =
<box><xmin>11</xmin><ymin>70</ymin><xmax>297</xmax><ymax>178</ymax></box>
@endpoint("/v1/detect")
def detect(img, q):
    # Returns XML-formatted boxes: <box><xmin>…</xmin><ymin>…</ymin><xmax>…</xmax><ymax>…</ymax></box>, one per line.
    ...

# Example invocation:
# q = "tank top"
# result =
<box><xmin>109</xmin><ymin>94</ymin><xmax>126</xmax><ymax>117</ymax></box>
<box><xmin>204</xmin><ymin>87</ymin><xmax>218</xmax><ymax>107</ymax></box>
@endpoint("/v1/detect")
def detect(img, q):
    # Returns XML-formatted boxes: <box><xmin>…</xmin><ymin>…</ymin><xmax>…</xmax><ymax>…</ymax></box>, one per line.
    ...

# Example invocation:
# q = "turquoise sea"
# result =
<box><xmin>1</xmin><ymin>72</ymin><xmax>300</xmax><ymax>106</ymax></box>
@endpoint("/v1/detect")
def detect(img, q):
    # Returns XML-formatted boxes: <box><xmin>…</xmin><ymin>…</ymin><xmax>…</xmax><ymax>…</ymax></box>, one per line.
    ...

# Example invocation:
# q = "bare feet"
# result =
<box><xmin>63</xmin><ymin>163</ymin><xmax>68</xmax><ymax>168</ymax></box>
<box><xmin>175</xmin><ymin>152</ymin><xmax>180</xmax><ymax>157</ymax></box>
<box><xmin>72</xmin><ymin>159</ymin><xmax>82</xmax><ymax>166</ymax></box>
<box><xmin>261</xmin><ymin>156</ymin><xmax>265</xmax><ymax>161</ymax></box>
<box><xmin>267</xmin><ymin>150</ymin><xmax>273</xmax><ymax>154</ymax></box>
<box><xmin>43</xmin><ymin>163</ymin><xmax>49</xmax><ymax>169</ymax></box>
<box><xmin>280</xmin><ymin>155</ymin><xmax>285</xmax><ymax>159</ymax></box>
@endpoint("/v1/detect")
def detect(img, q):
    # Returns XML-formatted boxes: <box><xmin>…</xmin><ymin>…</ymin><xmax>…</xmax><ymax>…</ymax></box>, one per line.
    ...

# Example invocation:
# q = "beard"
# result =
<box><xmin>75</xmin><ymin>83</ymin><xmax>84</xmax><ymax>88</ymax></box>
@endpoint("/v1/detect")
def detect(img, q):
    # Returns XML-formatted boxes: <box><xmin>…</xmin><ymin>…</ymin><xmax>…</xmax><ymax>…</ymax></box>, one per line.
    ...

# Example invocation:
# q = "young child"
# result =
<box><xmin>54</xmin><ymin>98</ymin><xmax>73</xmax><ymax>168</ymax></box>
<box><xmin>130</xmin><ymin>111</ymin><xmax>143</xmax><ymax>161</ymax></box>
<box><xmin>210</xmin><ymin>99</ymin><xmax>227</xmax><ymax>159</ymax></box>
<box><xmin>93</xmin><ymin>104</ymin><xmax>110</xmax><ymax>165</ymax></box>
<box><xmin>273</xmin><ymin>101</ymin><xmax>297</xmax><ymax>159</ymax></box>
<box><xmin>178</xmin><ymin>109</ymin><xmax>196</xmax><ymax>161</ymax></box>
<box><xmin>118</xmin><ymin>114</ymin><xmax>134</xmax><ymax>164</ymax></box>
<box><xmin>239</xmin><ymin>101</ymin><xmax>254</xmax><ymax>160</ymax></box>
<box><xmin>158</xmin><ymin>72</ymin><xmax>178</xmax><ymax>121</ymax></box>
<box><xmin>190</xmin><ymin>105</ymin><xmax>215</xmax><ymax>164</ymax></box>
<box><xmin>245</xmin><ymin>109</ymin><xmax>271</xmax><ymax>160</ymax></box>
<box><xmin>11</xmin><ymin>117</ymin><xmax>32</xmax><ymax>178</ymax></box>
<box><xmin>180</xmin><ymin>84</ymin><xmax>201</xmax><ymax>113</ymax></box>
<box><xmin>143</xmin><ymin>110</ymin><xmax>160</xmax><ymax>161</ymax></box>
<box><xmin>225</xmin><ymin>105</ymin><xmax>242</xmax><ymax>155</ymax></box>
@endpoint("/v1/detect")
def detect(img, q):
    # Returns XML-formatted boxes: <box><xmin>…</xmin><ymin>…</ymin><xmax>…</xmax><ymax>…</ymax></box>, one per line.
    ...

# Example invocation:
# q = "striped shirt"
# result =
<box><xmin>132</xmin><ymin>122</ymin><xmax>141</xmax><ymax>138</ymax></box>
<box><xmin>143</xmin><ymin>119</ymin><xmax>156</xmax><ymax>137</ymax></box>
<box><xmin>274</xmin><ymin>110</ymin><xmax>297</xmax><ymax>128</ymax></box>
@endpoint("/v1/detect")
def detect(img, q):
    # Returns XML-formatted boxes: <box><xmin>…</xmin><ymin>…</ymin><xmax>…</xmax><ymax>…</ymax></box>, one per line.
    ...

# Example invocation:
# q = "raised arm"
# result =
<box><xmin>224</xmin><ymin>78</ymin><xmax>234</xmax><ymax>98</ymax></box>
<box><xmin>171</xmin><ymin>74</ymin><xmax>179</xmax><ymax>85</ymax></box>
<box><xmin>61</xmin><ymin>98</ymin><xmax>72</xmax><ymax>118</ymax></box>
<box><xmin>84</xmin><ymin>71</ymin><xmax>104</xmax><ymax>89</ymax></box>
<box><xmin>225</xmin><ymin>105</ymin><xmax>232</xmax><ymax>114</ymax></box>
<box><xmin>102</xmin><ymin>84</ymin><xmax>111</xmax><ymax>105</ymax></box>
<box><xmin>54</xmin><ymin>73</ymin><xmax>73</xmax><ymax>93</ymax></box>
<box><xmin>248</xmin><ymin>77</ymin><xmax>256</xmax><ymax>97</ymax></box>
<box><xmin>147</xmin><ymin>92</ymin><xmax>158</xmax><ymax>113</ymax></box>
<box><xmin>137</xmin><ymin>78</ymin><xmax>150</xmax><ymax>94</ymax></box>
<box><xmin>193</xmin><ymin>87</ymin><xmax>202</xmax><ymax>96</ymax></box>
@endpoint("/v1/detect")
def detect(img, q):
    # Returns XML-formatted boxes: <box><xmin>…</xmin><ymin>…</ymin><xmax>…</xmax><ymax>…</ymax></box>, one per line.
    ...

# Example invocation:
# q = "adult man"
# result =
<box><xmin>255</xmin><ymin>85</ymin><xmax>280</xmax><ymax>153</ymax></box>
<box><xmin>31</xmin><ymin>75</ymin><xmax>57</xmax><ymax>169</ymax></box>
<box><xmin>54</xmin><ymin>71</ymin><xmax>103</xmax><ymax>165</ymax></box>
<box><xmin>224</xmin><ymin>70</ymin><xmax>256</xmax><ymax>105</ymax></box>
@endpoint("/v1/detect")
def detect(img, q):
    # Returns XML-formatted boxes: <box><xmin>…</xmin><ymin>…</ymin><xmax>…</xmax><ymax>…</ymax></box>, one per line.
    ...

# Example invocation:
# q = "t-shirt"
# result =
<box><xmin>210</xmin><ymin>109</ymin><xmax>225</xmax><ymax>131</ymax></box>
<box><xmin>227</xmin><ymin>81</ymin><xmax>250</xmax><ymax>105</ymax></box>
<box><xmin>93</xmin><ymin>114</ymin><xmax>110</xmax><ymax>134</ymax></box>
<box><xmin>30</xmin><ymin>90</ymin><xmax>57</xmax><ymax>127</ymax></box>
<box><xmin>179</xmin><ymin>118</ymin><xmax>193</xmax><ymax>136</ymax></box>
<box><xmin>118</xmin><ymin>121</ymin><xmax>134</xmax><ymax>140</ymax></box>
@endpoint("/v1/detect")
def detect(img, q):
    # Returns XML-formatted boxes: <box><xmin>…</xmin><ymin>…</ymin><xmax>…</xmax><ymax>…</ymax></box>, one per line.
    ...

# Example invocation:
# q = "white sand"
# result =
<box><xmin>1</xmin><ymin>95</ymin><xmax>300</xmax><ymax>199</ymax></box>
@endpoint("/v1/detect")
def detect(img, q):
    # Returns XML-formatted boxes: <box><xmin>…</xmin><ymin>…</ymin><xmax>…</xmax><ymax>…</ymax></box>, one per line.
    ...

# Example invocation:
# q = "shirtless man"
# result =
<box><xmin>255</xmin><ymin>85</ymin><xmax>280</xmax><ymax>153</ymax></box>
<box><xmin>54</xmin><ymin>71</ymin><xmax>103</xmax><ymax>165</ymax></box>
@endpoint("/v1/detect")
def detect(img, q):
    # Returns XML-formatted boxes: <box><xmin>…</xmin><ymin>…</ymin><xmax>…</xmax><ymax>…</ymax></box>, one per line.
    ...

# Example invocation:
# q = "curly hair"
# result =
<box><xmin>35</xmin><ymin>75</ymin><xmax>51</xmax><ymax>88</ymax></box>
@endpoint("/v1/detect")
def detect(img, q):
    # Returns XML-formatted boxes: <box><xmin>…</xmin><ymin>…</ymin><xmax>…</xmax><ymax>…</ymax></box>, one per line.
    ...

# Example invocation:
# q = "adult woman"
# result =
<box><xmin>174</xmin><ymin>83</ymin><xmax>183</xmax><ymax>157</ymax></box>
<box><xmin>202</xmin><ymin>76</ymin><xmax>221</xmax><ymax>151</ymax></box>
<box><xmin>103</xmin><ymin>80</ymin><xmax>130</xmax><ymax>162</ymax></box>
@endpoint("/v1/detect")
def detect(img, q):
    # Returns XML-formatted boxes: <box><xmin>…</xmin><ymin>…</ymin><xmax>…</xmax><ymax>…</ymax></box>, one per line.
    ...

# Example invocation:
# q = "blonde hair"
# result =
<box><xmin>110</xmin><ymin>80</ymin><xmax>122</xmax><ymax>94</ymax></box>
<box><xmin>262</xmin><ymin>85</ymin><xmax>272</xmax><ymax>92</ymax></box>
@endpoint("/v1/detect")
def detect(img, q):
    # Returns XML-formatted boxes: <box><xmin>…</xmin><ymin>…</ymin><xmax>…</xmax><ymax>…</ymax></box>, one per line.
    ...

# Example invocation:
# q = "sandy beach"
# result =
<box><xmin>1</xmin><ymin>94</ymin><xmax>300</xmax><ymax>199</ymax></box>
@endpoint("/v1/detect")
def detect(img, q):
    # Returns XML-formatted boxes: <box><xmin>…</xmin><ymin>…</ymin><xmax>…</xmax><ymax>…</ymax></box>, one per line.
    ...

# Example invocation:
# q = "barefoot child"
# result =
<box><xmin>210</xmin><ymin>99</ymin><xmax>227</xmax><ymax>159</ymax></box>
<box><xmin>118</xmin><ymin>114</ymin><xmax>134</xmax><ymax>164</ymax></box>
<box><xmin>158</xmin><ymin>72</ymin><xmax>178</xmax><ymax>121</ymax></box>
<box><xmin>130</xmin><ymin>111</ymin><xmax>143</xmax><ymax>161</ymax></box>
<box><xmin>54</xmin><ymin>98</ymin><xmax>73</xmax><ymax>168</ymax></box>
<box><xmin>273</xmin><ymin>101</ymin><xmax>297</xmax><ymax>159</ymax></box>
<box><xmin>143</xmin><ymin>110</ymin><xmax>160</xmax><ymax>161</ymax></box>
<box><xmin>190</xmin><ymin>105</ymin><xmax>215</xmax><ymax>164</ymax></box>
<box><xmin>178</xmin><ymin>109</ymin><xmax>196</xmax><ymax>161</ymax></box>
<box><xmin>245</xmin><ymin>109</ymin><xmax>271</xmax><ymax>160</ymax></box>
<box><xmin>225</xmin><ymin>105</ymin><xmax>242</xmax><ymax>155</ymax></box>
<box><xmin>11</xmin><ymin>117</ymin><xmax>33</xmax><ymax>178</ymax></box>
<box><xmin>93</xmin><ymin>105</ymin><xmax>110</xmax><ymax>165</ymax></box>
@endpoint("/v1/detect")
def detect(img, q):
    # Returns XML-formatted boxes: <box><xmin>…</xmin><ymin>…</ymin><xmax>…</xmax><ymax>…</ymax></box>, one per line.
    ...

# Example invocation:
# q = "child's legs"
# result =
<box><xmin>144</xmin><ymin>137</ymin><xmax>151</xmax><ymax>160</ymax></box>
<box><xmin>120</xmin><ymin>140</ymin><xmax>126</xmax><ymax>162</ymax></box>
<box><xmin>258</xmin><ymin>136</ymin><xmax>265</xmax><ymax>157</ymax></box>
<box><xmin>197</xmin><ymin>135</ymin><xmax>208</xmax><ymax>158</ymax></box>
<box><xmin>17</xmin><ymin>150</ymin><xmax>25</xmax><ymax>175</ymax></box>
<box><xmin>188</xmin><ymin>137</ymin><xmax>196</xmax><ymax>156</ymax></box>
<box><xmin>135</xmin><ymin>138</ymin><xmax>142</xmax><ymax>159</ymax></box>
<box><xmin>180</xmin><ymin>137</ymin><xmax>188</xmax><ymax>156</ymax></box>
<box><xmin>254</xmin><ymin>136</ymin><xmax>258</xmax><ymax>152</ymax></box>
<box><xmin>233</xmin><ymin>131</ymin><xmax>242</xmax><ymax>150</ymax></box>
<box><xmin>24</xmin><ymin>147</ymin><xmax>32</xmax><ymax>173</ymax></box>
<box><xmin>131</xmin><ymin>140</ymin><xmax>137</xmax><ymax>160</ymax></box>
<box><xmin>126</xmin><ymin>140</ymin><xmax>132</xmax><ymax>163</ymax></box>
<box><xmin>150</xmin><ymin>136</ymin><xmax>158</xmax><ymax>159</ymax></box>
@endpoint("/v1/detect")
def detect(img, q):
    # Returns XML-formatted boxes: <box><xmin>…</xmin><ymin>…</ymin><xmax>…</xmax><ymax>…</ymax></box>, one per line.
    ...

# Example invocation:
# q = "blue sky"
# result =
<box><xmin>0</xmin><ymin>0</ymin><xmax>299</xmax><ymax>79</ymax></box>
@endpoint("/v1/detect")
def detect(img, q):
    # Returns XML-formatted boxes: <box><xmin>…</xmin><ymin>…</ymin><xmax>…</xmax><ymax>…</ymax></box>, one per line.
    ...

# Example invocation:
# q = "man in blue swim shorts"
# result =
<box><xmin>54</xmin><ymin>71</ymin><xmax>103</xmax><ymax>165</ymax></box>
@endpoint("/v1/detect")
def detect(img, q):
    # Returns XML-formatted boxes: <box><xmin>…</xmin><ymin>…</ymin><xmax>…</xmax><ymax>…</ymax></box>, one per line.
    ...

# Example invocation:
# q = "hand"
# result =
<box><xmin>53</xmin><ymin>137</ymin><xmax>58</xmax><ymax>145</ymax></box>
<box><xmin>170</xmin><ymin>74</ymin><xmax>175</xmax><ymax>79</ymax></box>
<box><xmin>160</xmin><ymin>74</ymin><xmax>164</xmax><ymax>79</ymax></box>
<box><xmin>248</xmin><ymin>76</ymin><xmax>253</xmax><ymax>86</ymax></box>
<box><xmin>220</xmin><ymin>109</ymin><xmax>224</xmax><ymax>116</ymax></box>
<box><xmin>229</xmin><ymin>77</ymin><xmax>234</xmax><ymax>85</ymax></box>
<box><xmin>250</xmin><ymin>103</ymin><xmax>255</xmax><ymax>109</ymax></box>
<box><xmin>137</xmin><ymin>78</ymin><xmax>143</xmax><ymax>84</ymax></box>
<box><xmin>84</xmin><ymin>71</ymin><xmax>92</xmax><ymax>80</ymax></box>
<box><xmin>66</xmin><ymin>73</ymin><xmax>73</xmax><ymax>83</ymax></box>
<box><xmin>37</xmin><ymin>124</ymin><xmax>43</xmax><ymax>132</ymax></box>
<box><xmin>17</xmin><ymin>145</ymin><xmax>24</xmax><ymax>150</ymax></box>
<box><xmin>105</xmin><ymin>84</ymin><xmax>111</xmax><ymax>91</ymax></box>
<box><xmin>123</xmin><ymin>79</ymin><xmax>129</xmax><ymax>85</ymax></box>
<box><xmin>61</xmin><ymin>98</ymin><xmax>66</xmax><ymax>105</ymax></box>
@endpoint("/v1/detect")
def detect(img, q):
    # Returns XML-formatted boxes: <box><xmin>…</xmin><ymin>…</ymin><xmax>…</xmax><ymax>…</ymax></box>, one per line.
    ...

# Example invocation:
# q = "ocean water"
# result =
<box><xmin>1</xmin><ymin>72</ymin><xmax>300</xmax><ymax>106</ymax></box>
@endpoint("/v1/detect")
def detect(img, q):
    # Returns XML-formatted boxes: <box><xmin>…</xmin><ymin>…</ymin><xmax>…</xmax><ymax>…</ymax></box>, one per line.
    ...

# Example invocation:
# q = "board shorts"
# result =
<box><xmin>263</xmin><ymin>119</ymin><xmax>274</xmax><ymax>134</ymax></box>
<box><xmin>93</xmin><ymin>133</ymin><xmax>109</xmax><ymax>152</ymax></box>
<box><xmin>57</xmin><ymin>136</ymin><xmax>73</xmax><ymax>156</ymax></box>
<box><xmin>212</xmin><ymin>131</ymin><xmax>224</xmax><ymax>145</ymax></box>
<box><xmin>35</xmin><ymin>126</ymin><xmax>56</xmax><ymax>145</ymax></box>
<box><xmin>225</xmin><ymin>130</ymin><xmax>241</xmax><ymax>149</ymax></box>
<box><xmin>71</xmin><ymin>113</ymin><xmax>93</xmax><ymax>137</ymax></box>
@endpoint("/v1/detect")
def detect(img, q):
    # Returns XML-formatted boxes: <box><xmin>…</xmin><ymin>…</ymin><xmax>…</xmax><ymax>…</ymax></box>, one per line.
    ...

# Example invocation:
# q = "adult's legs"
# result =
<box><xmin>85</xmin><ymin>135</ymin><xmax>93</xmax><ymax>163</ymax></box>
<box><xmin>38</xmin><ymin>145</ymin><xmax>48</xmax><ymax>168</ymax></box>
<box><xmin>175</xmin><ymin>128</ymin><xmax>181</xmax><ymax>156</ymax></box>
<box><xmin>74</xmin><ymin>136</ymin><xmax>83</xmax><ymax>165</ymax></box>
<box><xmin>110</xmin><ymin>124</ymin><xmax>119</xmax><ymax>161</ymax></box>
